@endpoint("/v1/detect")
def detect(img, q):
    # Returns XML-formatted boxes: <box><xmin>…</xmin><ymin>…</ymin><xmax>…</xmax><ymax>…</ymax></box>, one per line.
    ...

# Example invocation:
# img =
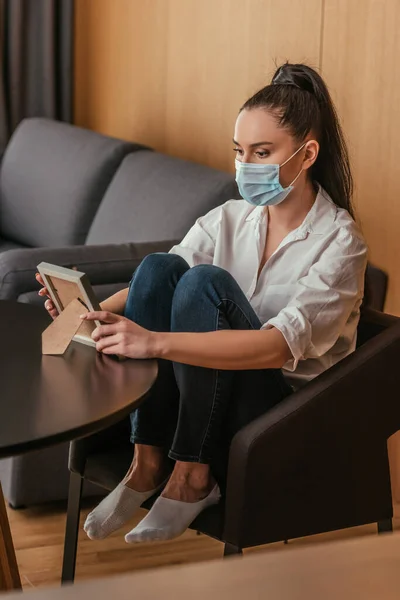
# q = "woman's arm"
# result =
<box><xmin>81</xmin><ymin>311</ymin><xmax>292</xmax><ymax>370</ymax></box>
<box><xmin>155</xmin><ymin>327</ymin><xmax>292</xmax><ymax>370</ymax></box>
<box><xmin>99</xmin><ymin>288</ymin><xmax>129</xmax><ymax>315</ymax></box>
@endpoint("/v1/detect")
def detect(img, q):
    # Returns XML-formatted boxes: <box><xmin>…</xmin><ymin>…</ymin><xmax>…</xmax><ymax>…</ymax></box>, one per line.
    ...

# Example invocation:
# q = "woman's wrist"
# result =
<box><xmin>150</xmin><ymin>332</ymin><xmax>168</xmax><ymax>359</ymax></box>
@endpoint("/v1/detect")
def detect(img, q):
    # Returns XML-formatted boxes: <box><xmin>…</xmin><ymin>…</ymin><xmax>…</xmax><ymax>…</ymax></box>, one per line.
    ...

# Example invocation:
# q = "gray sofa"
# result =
<box><xmin>0</xmin><ymin>119</ymin><xmax>239</xmax><ymax>506</ymax></box>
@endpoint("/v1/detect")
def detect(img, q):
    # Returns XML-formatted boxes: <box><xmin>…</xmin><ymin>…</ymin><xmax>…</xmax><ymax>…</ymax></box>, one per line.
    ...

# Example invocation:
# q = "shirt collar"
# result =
<box><xmin>245</xmin><ymin>185</ymin><xmax>339</xmax><ymax>234</ymax></box>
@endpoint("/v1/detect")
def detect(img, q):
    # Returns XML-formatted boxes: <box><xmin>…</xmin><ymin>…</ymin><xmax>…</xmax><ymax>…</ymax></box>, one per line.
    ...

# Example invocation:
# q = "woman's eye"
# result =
<box><xmin>256</xmin><ymin>150</ymin><xmax>270</xmax><ymax>158</ymax></box>
<box><xmin>233</xmin><ymin>147</ymin><xmax>243</xmax><ymax>155</ymax></box>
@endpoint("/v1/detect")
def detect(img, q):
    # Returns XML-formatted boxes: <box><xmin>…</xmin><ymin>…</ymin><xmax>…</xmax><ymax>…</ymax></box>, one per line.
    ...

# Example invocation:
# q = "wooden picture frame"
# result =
<box><xmin>37</xmin><ymin>262</ymin><xmax>101</xmax><ymax>348</ymax></box>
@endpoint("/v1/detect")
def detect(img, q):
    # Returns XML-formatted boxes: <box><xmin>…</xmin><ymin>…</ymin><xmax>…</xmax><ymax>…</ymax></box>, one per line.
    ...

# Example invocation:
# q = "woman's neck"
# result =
<box><xmin>267</xmin><ymin>177</ymin><xmax>317</xmax><ymax>232</ymax></box>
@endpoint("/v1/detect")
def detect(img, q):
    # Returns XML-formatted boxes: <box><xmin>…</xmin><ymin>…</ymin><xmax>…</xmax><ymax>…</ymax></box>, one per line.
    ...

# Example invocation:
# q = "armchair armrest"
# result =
<box><xmin>224</xmin><ymin>317</ymin><xmax>400</xmax><ymax>547</ymax></box>
<box><xmin>360</xmin><ymin>306</ymin><xmax>399</xmax><ymax>329</ymax></box>
<box><xmin>0</xmin><ymin>240</ymin><xmax>177</xmax><ymax>300</ymax></box>
<box><xmin>357</xmin><ymin>307</ymin><xmax>399</xmax><ymax>346</ymax></box>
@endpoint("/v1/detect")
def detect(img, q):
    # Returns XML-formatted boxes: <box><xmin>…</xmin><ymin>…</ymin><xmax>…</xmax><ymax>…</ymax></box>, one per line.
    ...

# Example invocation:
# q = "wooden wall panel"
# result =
<box><xmin>75</xmin><ymin>0</ymin><xmax>170</xmax><ymax>149</ymax></box>
<box><xmin>321</xmin><ymin>0</ymin><xmax>400</xmax><ymax>314</ymax></box>
<box><xmin>163</xmin><ymin>0</ymin><xmax>322</xmax><ymax>171</ymax></box>
<box><xmin>74</xmin><ymin>0</ymin><xmax>322</xmax><ymax>171</ymax></box>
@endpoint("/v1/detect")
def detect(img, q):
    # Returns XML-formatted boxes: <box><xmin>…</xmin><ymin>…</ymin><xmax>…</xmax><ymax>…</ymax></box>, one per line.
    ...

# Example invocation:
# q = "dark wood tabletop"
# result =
<box><xmin>0</xmin><ymin>301</ymin><xmax>158</xmax><ymax>459</ymax></box>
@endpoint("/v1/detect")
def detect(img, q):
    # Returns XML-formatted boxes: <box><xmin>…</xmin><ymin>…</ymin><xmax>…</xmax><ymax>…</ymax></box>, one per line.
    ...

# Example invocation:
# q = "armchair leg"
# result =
<box><xmin>61</xmin><ymin>471</ymin><xmax>83</xmax><ymax>585</ymax></box>
<box><xmin>223</xmin><ymin>543</ymin><xmax>243</xmax><ymax>557</ymax></box>
<box><xmin>377</xmin><ymin>519</ymin><xmax>393</xmax><ymax>534</ymax></box>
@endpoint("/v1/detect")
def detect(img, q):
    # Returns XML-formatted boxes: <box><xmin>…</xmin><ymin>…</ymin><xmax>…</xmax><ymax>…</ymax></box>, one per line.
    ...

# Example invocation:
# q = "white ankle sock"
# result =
<box><xmin>124</xmin><ymin>484</ymin><xmax>221</xmax><ymax>544</ymax></box>
<box><xmin>84</xmin><ymin>482</ymin><xmax>164</xmax><ymax>540</ymax></box>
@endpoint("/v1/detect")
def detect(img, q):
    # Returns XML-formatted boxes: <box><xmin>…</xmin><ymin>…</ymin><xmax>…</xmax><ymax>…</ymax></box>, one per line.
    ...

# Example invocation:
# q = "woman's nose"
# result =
<box><xmin>241</xmin><ymin>152</ymin><xmax>253</xmax><ymax>164</ymax></box>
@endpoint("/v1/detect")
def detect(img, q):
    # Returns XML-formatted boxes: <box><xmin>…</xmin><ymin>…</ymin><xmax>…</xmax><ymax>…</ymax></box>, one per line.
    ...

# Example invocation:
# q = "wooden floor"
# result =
<box><xmin>6</xmin><ymin>497</ymin><xmax>400</xmax><ymax>591</ymax></box>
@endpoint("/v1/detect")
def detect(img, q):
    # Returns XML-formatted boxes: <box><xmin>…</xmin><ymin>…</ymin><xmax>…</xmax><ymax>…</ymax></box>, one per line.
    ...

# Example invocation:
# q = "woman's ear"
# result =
<box><xmin>302</xmin><ymin>140</ymin><xmax>319</xmax><ymax>171</ymax></box>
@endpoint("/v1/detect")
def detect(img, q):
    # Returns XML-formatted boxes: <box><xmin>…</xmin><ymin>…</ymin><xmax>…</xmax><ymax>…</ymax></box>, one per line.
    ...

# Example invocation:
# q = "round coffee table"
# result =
<box><xmin>0</xmin><ymin>300</ymin><xmax>157</xmax><ymax>591</ymax></box>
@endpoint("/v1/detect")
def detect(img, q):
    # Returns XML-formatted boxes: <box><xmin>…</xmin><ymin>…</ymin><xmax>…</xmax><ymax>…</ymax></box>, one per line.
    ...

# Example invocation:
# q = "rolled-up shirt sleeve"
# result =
<box><xmin>263</xmin><ymin>228</ymin><xmax>368</xmax><ymax>372</ymax></box>
<box><xmin>169</xmin><ymin>205</ymin><xmax>221</xmax><ymax>266</ymax></box>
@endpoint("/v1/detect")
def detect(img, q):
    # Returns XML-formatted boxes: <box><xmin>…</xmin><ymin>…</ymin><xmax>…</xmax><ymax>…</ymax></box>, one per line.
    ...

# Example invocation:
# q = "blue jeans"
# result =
<box><xmin>125</xmin><ymin>253</ymin><xmax>292</xmax><ymax>480</ymax></box>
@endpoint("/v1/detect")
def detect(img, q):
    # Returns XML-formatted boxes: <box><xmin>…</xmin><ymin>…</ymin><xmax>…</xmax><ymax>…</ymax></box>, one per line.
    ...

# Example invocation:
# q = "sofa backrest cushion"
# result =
<box><xmin>86</xmin><ymin>151</ymin><xmax>240</xmax><ymax>245</ymax></box>
<box><xmin>0</xmin><ymin>118</ymin><xmax>147</xmax><ymax>247</ymax></box>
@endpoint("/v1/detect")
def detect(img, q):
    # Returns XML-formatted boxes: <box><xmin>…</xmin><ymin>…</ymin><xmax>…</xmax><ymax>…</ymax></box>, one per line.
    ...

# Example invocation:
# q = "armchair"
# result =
<box><xmin>62</xmin><ymin>306</ymin><xmax>400</xmax><ymax>582</ymax></box>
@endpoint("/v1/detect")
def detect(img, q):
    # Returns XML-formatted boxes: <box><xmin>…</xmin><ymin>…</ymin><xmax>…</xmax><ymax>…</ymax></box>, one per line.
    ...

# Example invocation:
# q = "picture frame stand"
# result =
<box><xmin>42</xmin><ymin>298</ymin><xmax>89</xmax><ymax>355</ymax></box>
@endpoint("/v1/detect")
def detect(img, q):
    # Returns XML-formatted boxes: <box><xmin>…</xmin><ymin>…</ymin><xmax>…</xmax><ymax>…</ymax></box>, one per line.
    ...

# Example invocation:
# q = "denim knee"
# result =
<box><xmin>175</xmin><ymin>264</ymin><xmax>232</xmax><ymax>296</ymax></box>
<box><xmin>125</xmin><ymin>253</ymin><xmax>189</xmax><ymax>322</ymax></box>
<box><xmin>171</xmin><ymin>264</ymin><xmax>233</xmax><ymax>324</ymax></box>
<box><xmin>129</xmin><ymin>252</ymin><xmax>189</xmax><ymax>290</ymax></box>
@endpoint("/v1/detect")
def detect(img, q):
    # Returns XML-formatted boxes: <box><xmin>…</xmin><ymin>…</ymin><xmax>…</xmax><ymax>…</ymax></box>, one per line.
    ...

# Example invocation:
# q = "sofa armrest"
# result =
<box><xmin>223</xmin><ymin>317</ymin><xmax>400</xmax><ymax>547</ymax></box>
<box><xmin>0</xmin><ymin>240</ymin><xmax>177</xmax><ymax>300</ymax></box>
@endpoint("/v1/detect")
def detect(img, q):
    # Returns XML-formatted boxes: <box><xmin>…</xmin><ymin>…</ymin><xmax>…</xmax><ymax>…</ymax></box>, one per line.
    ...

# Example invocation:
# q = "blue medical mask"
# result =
<box><xmin>235</xmin><ymin>142</ymin><xmax>307</xmax><ymax>207</ymax></box>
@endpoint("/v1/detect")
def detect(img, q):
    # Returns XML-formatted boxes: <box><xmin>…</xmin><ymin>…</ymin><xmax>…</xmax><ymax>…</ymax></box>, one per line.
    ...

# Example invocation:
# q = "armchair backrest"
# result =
<box><xmin>364</xmin><ymin>264</ymin><xmax>388</xmax><ymax>312</ymax></box>
<box><xmin>85</xmin><ymin>151</ymin><xmax>240</xmax><ymax>245</ymax></box>
<box><xmin>0</xmin><ymin>118</ymin><xmax>145</xmax><ymax>248</ymax></box>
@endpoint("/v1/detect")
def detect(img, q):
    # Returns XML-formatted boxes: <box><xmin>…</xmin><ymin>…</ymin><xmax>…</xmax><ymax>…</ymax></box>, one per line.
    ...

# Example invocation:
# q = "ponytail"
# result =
<box><xmin>241</xmin><ymin>63</ymin><xmax>354</xmax><ymax>217</ymax></box>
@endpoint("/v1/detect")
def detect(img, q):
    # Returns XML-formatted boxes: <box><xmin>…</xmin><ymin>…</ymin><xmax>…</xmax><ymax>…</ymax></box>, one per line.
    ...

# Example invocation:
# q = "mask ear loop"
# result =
<box><xmin>280</xmin><ymin>141</ymin><xmax>308</xmax><ymax>167</ymax></box>
<box><xmin>281</xmin><ymin>141</ymin><xmax>309</xmax><ymax>187</ymax></box>
<box><xmin>288</xmin><ymin>166</ymin><xmax>304</xmax><ymax>187</ymax></box>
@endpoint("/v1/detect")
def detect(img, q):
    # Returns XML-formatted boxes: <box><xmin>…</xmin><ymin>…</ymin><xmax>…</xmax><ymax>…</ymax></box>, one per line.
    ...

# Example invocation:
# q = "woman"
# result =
<box><xmin>37</xmin><ymin>63</ymin><xmax>367</xmax><ymax>544</ymax></box>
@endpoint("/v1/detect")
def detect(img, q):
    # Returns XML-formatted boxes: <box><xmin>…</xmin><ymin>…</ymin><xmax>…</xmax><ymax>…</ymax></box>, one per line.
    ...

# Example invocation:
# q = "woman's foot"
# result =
<box><xmin>125</xmin><ymin>462</ymin><xmax>221</xmax><ymax>543</ymax></box>
<box><xmin>84</xmin><ymin>445</ymin><xmax>170</xmax><ymax>540</ymax></box>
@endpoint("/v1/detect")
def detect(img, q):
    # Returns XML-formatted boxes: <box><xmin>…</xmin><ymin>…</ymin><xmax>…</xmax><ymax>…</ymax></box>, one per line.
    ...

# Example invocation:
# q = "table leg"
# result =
<box><xmin>0</xmin><ymin>483</ymin><xmax>21</xmax><ymax>591</ymax></box>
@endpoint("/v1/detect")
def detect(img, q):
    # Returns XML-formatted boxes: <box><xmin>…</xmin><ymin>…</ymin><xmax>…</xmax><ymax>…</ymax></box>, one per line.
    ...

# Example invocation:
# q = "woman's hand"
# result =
<box><xmin>35</xmin><ymin>273</ymin><xmax>59</xmax><ymax>320</ymax></box>
<box><xmin>82</xmin><ymin>311</ymin><xmax>157</xmax><ymax>359</ymax></box>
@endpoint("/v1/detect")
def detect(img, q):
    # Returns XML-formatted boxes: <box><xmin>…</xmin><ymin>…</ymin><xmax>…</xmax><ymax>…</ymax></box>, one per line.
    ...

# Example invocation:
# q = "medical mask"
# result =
<box><xmin>235</xmin><ymin>142</ymin><xmax>307</xmax><ymax>207</ymax></box>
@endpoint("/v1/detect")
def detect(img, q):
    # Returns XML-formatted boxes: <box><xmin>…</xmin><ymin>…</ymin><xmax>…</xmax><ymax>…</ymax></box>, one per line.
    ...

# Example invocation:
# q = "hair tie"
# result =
<box><xmin>272</xmin><ymin>79</ymin><xmax>301</xmax><ymax>89</ymax></box>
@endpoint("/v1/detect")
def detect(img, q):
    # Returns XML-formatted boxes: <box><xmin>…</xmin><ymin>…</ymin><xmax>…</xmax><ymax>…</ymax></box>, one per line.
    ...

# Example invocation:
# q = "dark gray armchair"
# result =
<box><xmin>62</xmin><ymin>303</ymin><xmax>399</xmax><ymax>583</ymax></box>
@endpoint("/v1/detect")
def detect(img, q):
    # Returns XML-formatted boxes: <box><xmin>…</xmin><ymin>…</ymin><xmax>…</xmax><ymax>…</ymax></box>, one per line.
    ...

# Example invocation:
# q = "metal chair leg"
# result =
<box><xmin>223</xmin><ymin>542</ymin><xmax>243</xmax><ymax>557</ymax></box>
<box><xmin>377</xmin><ymin>518</ymin><xmax>393</xmax><ymax>534</ymax></box>
<box><xmin>61</xmin><ymin>471</ymin><xmax>83</xmax><ymax>585</ymax></box>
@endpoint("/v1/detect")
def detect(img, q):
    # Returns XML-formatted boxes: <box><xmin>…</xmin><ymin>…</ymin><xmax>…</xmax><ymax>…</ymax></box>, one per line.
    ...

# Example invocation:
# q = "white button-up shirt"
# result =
<box><xmin>169</xmin><ymin>187</ymin><xmax>368</xmax><ymax>387</ymax></box>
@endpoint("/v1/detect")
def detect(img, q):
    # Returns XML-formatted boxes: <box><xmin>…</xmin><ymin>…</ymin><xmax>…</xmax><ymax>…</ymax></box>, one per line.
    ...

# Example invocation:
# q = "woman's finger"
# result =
<box><xmin>44</xmin><ymin>299</ymin><xmax>59</xmax><ymax>320</ymax></box>
<box><xmin>92</xmin><ymin>323</ymin><xmax>120</xmax><ymax>342</ymax></box>
<box><xmin>82</xmin><ymin>311</ymin><xmax>122</xmax><ymax>324</ymax></box>
<box><xmin>36</xmin><ymin>274</ymin><xmax>53</xmax><ymax>300</ymax></box>
<box><xmin>96</xmin><ymin>334</ymin><xmax>122</xmax><ymax>352</ymax></box>
<box><xmin>45</xmin><ymin>299</ymin><xmax>57</xmax><ymax>312</ymax></box>
<box><xmin>38</xmin><ymin>286</ymin><xmax>50</xmax><ymax>297</ymax></box>
<box><xmin>101</xmin><ymin>345</ymin><xmax>124</xmax><ymax>355</ymax></box>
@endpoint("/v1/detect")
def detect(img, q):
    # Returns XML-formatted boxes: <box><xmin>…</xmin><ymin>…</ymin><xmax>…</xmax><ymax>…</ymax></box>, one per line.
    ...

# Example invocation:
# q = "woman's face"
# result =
<box><xmin>233</xmin><ymin>108</ymin><xmax>316</xmax><ymax>188</ymax></box>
